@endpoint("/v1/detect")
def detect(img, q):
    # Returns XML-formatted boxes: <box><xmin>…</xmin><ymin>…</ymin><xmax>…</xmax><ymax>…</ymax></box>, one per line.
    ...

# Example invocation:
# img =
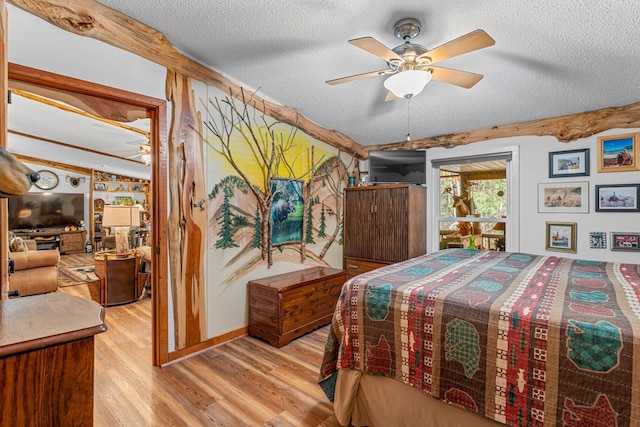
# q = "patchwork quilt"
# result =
<box><xmin>319</xmin><ymin>249</ymin><xmax>640</xmax><ymax>426</ymax></box>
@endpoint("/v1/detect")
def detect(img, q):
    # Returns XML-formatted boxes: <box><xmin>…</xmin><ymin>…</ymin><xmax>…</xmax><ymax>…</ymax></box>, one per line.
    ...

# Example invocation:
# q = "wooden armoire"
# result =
<box><xmin>343</xmin><ymin>184</ymin><xmax>426</xmax><ymax>278</ymax></box>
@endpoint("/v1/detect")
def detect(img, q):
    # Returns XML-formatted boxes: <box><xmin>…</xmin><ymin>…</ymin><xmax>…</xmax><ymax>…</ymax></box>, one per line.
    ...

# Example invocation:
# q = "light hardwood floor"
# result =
<box><xmin>59</xmin><ymin>254</ymin><xmax>342</xmax><ymax>427</ymax></box>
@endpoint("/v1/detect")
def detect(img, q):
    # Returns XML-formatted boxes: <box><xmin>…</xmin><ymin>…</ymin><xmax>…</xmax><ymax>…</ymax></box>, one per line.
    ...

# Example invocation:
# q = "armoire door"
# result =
<box><xmin>373</xmin><ymin>186</ymin><xmax>409</xmax><ymax>262</ymax></box>
<box><xmin>343</xmin><ymin>188</ymin><xmax>377</xmax><ymax>260</ymax></box>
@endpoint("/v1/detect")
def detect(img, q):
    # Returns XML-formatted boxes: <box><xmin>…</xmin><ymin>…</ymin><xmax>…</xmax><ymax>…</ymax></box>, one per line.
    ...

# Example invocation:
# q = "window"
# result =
<box><xmin>429</xmin><ymin>149</ymin><xmax>519</xmax><ymax>252</ymax></box>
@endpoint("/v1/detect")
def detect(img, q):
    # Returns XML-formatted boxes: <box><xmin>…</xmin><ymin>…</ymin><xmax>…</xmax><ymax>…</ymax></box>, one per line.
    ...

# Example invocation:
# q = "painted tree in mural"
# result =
<box><xmin>215</xmin><ymin>185</ymin><xmax>239</xmax><ymax>248</ymax></box>
<box><xmin>250</xmin><ymin>206</ymin><xmax>262</xmax><ymax>249</ymax></box>
<box><xmin>304</xmin><ymin>196</ymin><xmax>319</xmax><ymax>244</ymax></box>
<box><xmin>304</xmin><ymin>155</ymin><xmax>353</xmax><ymax>259</ymax></box>
<box><xmin>318</xmin><ymin>203</ymin><xmax>327</xmax><ymax>239</ymax></box>
<box><xmin>208</xmin><ymin>175</ymin><xmax>252</xmax><ymax>249</ymax></box>
<box><xmin>204</xmin><ymin>90</ymin><xmax>322</xmax><ymax>267</ymax></box>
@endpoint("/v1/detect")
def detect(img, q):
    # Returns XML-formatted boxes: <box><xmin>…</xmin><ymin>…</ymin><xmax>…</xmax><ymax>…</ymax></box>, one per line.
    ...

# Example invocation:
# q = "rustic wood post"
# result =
<box><xmin>167</xmin><ymin>71</ymin><xmax>206</xmax><ymax>349</ymax></box>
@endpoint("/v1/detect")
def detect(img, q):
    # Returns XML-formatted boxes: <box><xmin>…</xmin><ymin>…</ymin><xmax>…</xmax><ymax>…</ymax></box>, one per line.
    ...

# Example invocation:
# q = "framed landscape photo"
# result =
<box><xmin>538</xmin><ymin>181</ymin><xmax>589</xmax><ymax>213</ymax></box>
<box><xmin>597</xmin><ymin>133</ymin><xmax>640</xmax><ymax>172</ymax></box>
<box><xmin>611</xmin><ymin>232</ymin><xmax>640</xmax><ymax>251</ymax></box>
<box><xmin>545</xmin><ymin>221</ymin><xmax>577</xmax><ymax>253</ymax></box>
<box><xmin>595</xmin><ymin>184</ymin><xmax>640</xmax><ymax>212</ymax></box>
<box><xmin>548</xmin><ymin>148</ymin><xmax>589</xmax><ymax>178</ymax></box>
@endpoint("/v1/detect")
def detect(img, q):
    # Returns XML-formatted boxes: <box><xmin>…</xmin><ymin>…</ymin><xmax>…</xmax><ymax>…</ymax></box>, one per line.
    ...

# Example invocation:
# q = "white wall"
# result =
<box><xmin>8</xmin><ymin>5</ymin><xmax>165</xmax><ymax>100</ymax></box>
<box><xmin>426</xmin><ymin>131</ymin><xmax>640</xmax><ymax>263</ymax></box>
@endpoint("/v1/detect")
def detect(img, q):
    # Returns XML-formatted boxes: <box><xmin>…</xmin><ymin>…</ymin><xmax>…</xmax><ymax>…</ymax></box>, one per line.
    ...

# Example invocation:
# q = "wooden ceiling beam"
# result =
<box><xmin>367</xmin><ymin>102</ymin><xmax>640</xmax><ymax>153</ymax></box>
<box><xmin>10</xmin><ymin>88</ymin><xmax>150</xmax><ymax>138</ymax></box>
<box><xmin>14</xmin><ymin>152</ymin><xmax>92</xmax><ymax>175</ymax></box>
<box><xmin>9</xmin><ymin>129</ymin><xmax>147</xmax><ymax>165</ymax></box>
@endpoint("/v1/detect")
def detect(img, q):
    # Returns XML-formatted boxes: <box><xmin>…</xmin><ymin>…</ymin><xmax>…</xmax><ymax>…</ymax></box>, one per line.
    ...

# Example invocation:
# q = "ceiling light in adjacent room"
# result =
<box><xmin>384</xmin><ymin>70</ymin><xmax>432</xmax><ymax>99</ymax></box>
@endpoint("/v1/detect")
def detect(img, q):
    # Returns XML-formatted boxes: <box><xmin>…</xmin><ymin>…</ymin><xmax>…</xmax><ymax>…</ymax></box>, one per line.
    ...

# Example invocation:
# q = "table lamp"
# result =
<box><xmin>101</xmin><ymin>205</ymin><xmax>140</xmax><ymax>254</ymax></box>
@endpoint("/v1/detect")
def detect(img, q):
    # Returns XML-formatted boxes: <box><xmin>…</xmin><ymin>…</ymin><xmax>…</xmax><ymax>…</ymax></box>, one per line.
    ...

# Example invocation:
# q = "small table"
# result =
<box><xmin>93</xmin><ymin>251</ymin><xmax>140</xmax><ymax>306</ymax></box>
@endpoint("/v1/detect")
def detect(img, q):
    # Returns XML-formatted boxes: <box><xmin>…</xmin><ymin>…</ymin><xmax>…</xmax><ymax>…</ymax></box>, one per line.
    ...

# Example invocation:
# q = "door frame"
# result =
<box><xmin>4</xmin><ymin>62</ymin><xmax>170</xmax><ymax>366</ymax></box>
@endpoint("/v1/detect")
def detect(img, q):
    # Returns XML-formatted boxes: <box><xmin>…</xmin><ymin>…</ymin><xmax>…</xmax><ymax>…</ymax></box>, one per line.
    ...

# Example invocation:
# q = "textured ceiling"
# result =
<box><xmin>91</xmin><ymin>0</ymin><xmax>640</xmax><ymax>147</ymax></box>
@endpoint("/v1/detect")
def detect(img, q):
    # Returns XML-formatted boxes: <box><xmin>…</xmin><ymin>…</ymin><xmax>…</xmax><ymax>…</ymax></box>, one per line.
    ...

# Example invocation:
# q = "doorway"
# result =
<box><xmin>5</xmin><ymin>63</ymin><xmax>168</xmax><ymax>365</ymax></box>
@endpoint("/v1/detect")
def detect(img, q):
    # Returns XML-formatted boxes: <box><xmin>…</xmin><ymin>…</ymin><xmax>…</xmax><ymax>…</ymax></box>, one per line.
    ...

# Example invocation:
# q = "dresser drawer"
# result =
<box><xmin>343</xmin><ymin>257</ymin><xmax>391</xmax><ymax>278</ymax></box>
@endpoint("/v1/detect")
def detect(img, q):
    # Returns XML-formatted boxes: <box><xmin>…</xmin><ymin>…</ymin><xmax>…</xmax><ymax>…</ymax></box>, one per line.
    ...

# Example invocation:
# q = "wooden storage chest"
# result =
<box><xmin>248</xmin><ymin>266</ymin><xmax>347</xmax><ymax>347</ymax></box>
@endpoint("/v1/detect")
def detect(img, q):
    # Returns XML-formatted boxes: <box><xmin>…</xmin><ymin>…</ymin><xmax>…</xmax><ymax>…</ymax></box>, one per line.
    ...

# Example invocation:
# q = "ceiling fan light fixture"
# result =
<box><xmin>384</xmin><ymin>70</ymin><xmax>432</xmax><ymax>99</ymax></box>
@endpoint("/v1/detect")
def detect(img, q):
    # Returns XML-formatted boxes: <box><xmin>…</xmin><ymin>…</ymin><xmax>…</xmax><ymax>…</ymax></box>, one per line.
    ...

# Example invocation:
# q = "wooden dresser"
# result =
<box><xmin>0</xmin><ymin>293</ymin><xmax>106</xmax><ymax>426</ymax></box>
<box><xmin>248</xmin><ymin>266</ymin><xmax>347</xmax><ymax>347</ymax></box>
<box><xmin>343</xmin><ymin>184</ymin><xmax>426</xmax><ymax>279</ymax></box>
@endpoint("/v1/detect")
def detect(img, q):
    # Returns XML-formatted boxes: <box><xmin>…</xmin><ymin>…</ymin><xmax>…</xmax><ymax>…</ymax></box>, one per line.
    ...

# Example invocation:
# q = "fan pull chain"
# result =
<box><xmin>406</xmin><ymin>98</ymin><xmax>411</xmax><ymax>141</ymax></box>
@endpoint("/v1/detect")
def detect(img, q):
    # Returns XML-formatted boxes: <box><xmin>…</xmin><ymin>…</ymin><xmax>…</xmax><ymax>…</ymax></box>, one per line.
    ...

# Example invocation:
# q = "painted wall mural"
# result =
<box><xmin>202</xmin><ymin>89</ymin><xmax>353</xmax><ymax>303</ymax></box>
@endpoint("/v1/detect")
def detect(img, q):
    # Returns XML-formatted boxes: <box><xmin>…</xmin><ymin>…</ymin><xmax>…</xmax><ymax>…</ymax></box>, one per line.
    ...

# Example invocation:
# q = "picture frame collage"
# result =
<box><xmin>543</xmin><ymin>133</ymin><xmax>640</xmax><ymax>253</ymax></box>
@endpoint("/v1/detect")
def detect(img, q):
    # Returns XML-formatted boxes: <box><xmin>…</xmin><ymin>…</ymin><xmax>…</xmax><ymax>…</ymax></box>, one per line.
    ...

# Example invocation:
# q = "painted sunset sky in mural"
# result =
<box><xmin>206</xmin><ymin>122</ymin><xmax>337</xmax><ymax>191</ymax></box>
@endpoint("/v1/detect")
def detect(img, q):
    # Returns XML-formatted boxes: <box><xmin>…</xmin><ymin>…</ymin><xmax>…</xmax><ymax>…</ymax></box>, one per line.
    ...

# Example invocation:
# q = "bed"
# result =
<box><xmin>318</xmin><ymin>249</ymin><xmax>640</xmax><ymax>426</ymax></box>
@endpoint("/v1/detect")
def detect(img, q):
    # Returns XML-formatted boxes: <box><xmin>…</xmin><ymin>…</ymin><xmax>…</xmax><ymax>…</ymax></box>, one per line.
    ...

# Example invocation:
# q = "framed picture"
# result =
<box><xmin>611</xmin><ymin>232</ymin><xmax>640</xmax><ymax>251</ymax></box>
<box><xmin>270</xmin><ymin>178</ymin><xmax>304</xmax><ymax>245</ymax></box>
<box><xmin>545</xmin><ymin>221</ymin><xmax>577</xmax><ymax>253</ymax></box>
<box><xmin>538</xmin><ymin>181</ymin><xmax>589</xmax><ymax>213</ymax></box>
<box><xmin>115</xmin><ymin>196</ymin><xmax>134</xmax><ymax>206</ymax></box>
<box><xmin>597</xmin><ymin>133</ymin><xmax>640</xmax><ymax>172</ymax></box>
<box><xmin>548</xmin><ymin>148</ymin><xmax>589</xmax><ymax>178</ymax></box>
<box><xmin>589</xmin><ymin>232</ymin><xmax>607</xmax><ymax>249</ymax></box>
<box><xmin>359</xmin><ymin>172</ymin><xmax>369</xmax><ymax>186</ymax></box>
<box><xmin>94</xmin><ymin>183</ymin><xmax>106</xmax><ymax>191</ymax></box>
<box><xmin>595</xmin><ymin>184</ymin><xmax>640</xmax><ymax>212</ymax></box>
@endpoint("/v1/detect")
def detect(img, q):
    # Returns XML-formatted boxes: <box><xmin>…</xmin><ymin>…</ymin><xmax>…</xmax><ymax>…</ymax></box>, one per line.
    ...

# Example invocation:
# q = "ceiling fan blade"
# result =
<box><xmin>349</xmin><ymin>37</ymin><xmax>403</xmax><ymax>63</ymax></box>
<box><xmin>326</xmin><ymin>69</ymin><xmax>394</xmax><ymax>86</ymax></box>
<box><xmin>428</xmin><ymin>66</ymin><xmax>484</xmax><ymax>89</ymax></box>
<box><xmin>420</xmin><ymin>29</ymin><xmax>495</xmax><ymax>64</ymax></box>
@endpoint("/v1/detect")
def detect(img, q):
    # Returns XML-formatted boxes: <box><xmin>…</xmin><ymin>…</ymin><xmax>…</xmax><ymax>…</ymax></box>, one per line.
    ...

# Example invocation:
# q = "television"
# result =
<box><xmin>368</xmin><ymin>150</ymin><xmax>426</xmax><ymax>186</ymax></box>
<box><xmin>8</xmin><ymin>192</ymin><xmax>85</xmax><ymax>231</ymax></box>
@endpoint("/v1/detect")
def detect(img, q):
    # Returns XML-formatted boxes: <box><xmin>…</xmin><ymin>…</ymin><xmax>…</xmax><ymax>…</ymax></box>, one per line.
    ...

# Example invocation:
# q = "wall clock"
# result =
<box><xmin>34</xmin><ymin>170</ymin><xmax>59</xmax><ymax>190</ymax></box>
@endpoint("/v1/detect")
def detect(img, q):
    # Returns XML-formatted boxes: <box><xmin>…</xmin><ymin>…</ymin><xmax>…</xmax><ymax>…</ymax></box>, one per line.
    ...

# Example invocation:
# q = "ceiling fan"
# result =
<box><xmin>125</xmin><ymin>144</ymin><xmax>152</xmax><ymax>165</ymax></box>
<box><xmin>326</xmin><ymin>18</ymin><xmax>495</xmax><ymax>100</ymax></box>
<box><xmin>104</xmin><ymin>142</ymin><xmax>151</xmax><ymax>165</ymax></box>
